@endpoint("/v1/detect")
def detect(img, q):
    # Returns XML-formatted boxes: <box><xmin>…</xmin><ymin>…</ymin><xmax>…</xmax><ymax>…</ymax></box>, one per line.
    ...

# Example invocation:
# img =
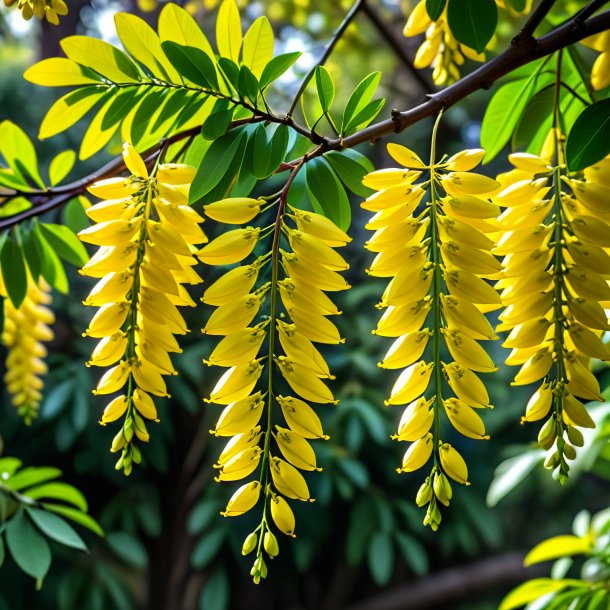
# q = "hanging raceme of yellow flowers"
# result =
<box><xmin>199</xmin><ymin>192</ymin><xmax>350</xmax><ymax>583</ymax></box>
<box><xmin>1</xmin><ymin>273</ymin><xmax>55</xmax><ymax>424</ymax></box>
<box><xmin>362</xmin><ymin>126</ymin><xmax>501</xmax><ymax>530</ymax></box>
<box><xmin>494</xmin><ymin>148</ymin><xmax>610</xmax><ymax>482</ymax></box>
<box><xmin>3</xmin><ymin>0</ymin><xmax>68</xmax><ymax>24</ymax></box>
<box><xmin>403</xmin><ymin>0</ymin><xmax>532</xmax><ymax>86</ymax></box>
<box><xmin>78</xmin><ymin>143</ymin><xmax>206</xmax><ymax>475</ymax></box>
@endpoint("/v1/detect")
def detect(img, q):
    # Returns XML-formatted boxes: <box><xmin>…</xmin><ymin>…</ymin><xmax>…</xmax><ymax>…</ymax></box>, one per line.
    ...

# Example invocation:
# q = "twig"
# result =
<box><xmin>360</xmin><ymin>1</ymin><xmax>432</xmax><ymax>92</ymax></box>
<box><xmin>576</xmin><ymin>0</ymin><xmax>610</xmax><ymax>23</ymax></box>
<box><xmin>287</xmin><ymin>0</ymin><xmax>365</xmax><ymax>116</ymax></box>
<box><xmin>342</xmin><ymin>552</ymin><xmax>542</xmax><ymax>610</ymax></box>
<box><xmin>1</xmin><ymin>9</ymin><xmax>609</xmax><ymax>231</ymax></box>
<box><xmin>520</xmin><ymin>0</ymin><xmax>559</xmax><ymax>39</ymax></box>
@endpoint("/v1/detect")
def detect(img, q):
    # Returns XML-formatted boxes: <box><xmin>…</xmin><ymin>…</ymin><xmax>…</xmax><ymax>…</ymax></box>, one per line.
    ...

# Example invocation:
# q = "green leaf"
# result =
<box><xmin>367</xmin><ymin>531</ymin><xmax>394</xmax><ymax>586</ymax></box>
<box><xmin>325</xmin><ymin>149</ymin><xmax>374</xmax><ymax>197</ymax></box>
<box><xmin>241</xmin><ymin>16</ymin><xmax>274</xmax><ymax>79</ymax></box>
<box><xmin>259</xmin><ymin>52</ymin><xmax>302</xmax><ymax>89</ymax></box>
<box><xmin>41</xmin><ymin>503</ymin><xmax>104</xmax><ymax>538</ymax></box>
<box><xmin>486</xmin><ymin>450</ymin><xmax>544</xmax><ymax>507</ymax></box>
<box><xmin>345</xmin><ymin>496</ymin><xmax>376</xmax><ymax>565</ymax></box>
<box><xmin>201</xmin><ymin>99</ymin><xmax>234</xmax><ymax>141</ymax></box>
<box><xmin>315</xmin><ymin>66</ymin><xmax>335</xmax><ymax>114</ymax></box>
<box><xmin>189</xmin><ymin>129</ymin><xmax>247</xmax><ymax>204</ymax></box>
<box><xmin>1</xmin><ymin>235</ymin><xmax>27</xmax><ymax>308</ymax></box>
<box><xmin>525</xmin><ymin>536</ymin><xmax>592</xmax><ymax>566</ymax></box>
<box><xmin>27</xmin><ymin>509</ymin><xmax>87</xmax><ymax>551</ymax></box>
<box><xmin>23</xmin><ymin>57</ymin><xmax>103</xmax><ymax>87</ymax></box>
<box><xmin>481</xmin><ymin>61</ymin><xmax>554</xmax><ymax>162</ymax></box>
<box><xmin>0</xmin><ymin>536</ymin><xmax>4</xmax><ymax>569</ymax></box>
<box><xmin>251</xmin><ymin>123</ymin><xmax>288</xmax><ymax>179</ymax></box>
<box><xmin>39</xmin><ymin>224</ymin><xmax>89</xmax><ymax>267</ymax></box>
<box><xmin>394</xmin><ymin>532</ymin><xmax>429</xmax><ymax>575</ymax></box>
<box><xmin>6</xmin><ymin>467</ymin><xmax>61</xmax><ymax>492</ymax></box>
<box><xmin>161</xmin><ymin>42</ymin><xmax>218</xmax><ymax>89</ymax></box>
<box><xmin>106</xmin><ymin>532</ymin><xmax>147</xmax><ymax>568</ymax></box>
<box><xmin>508</xmin><ymin>0</ymin><xmax>527</xmax><ymax>10</ymax></box>
<box><xmin>344</xmin><ymin>98</ymin><xmax>385</xmax><ymax>134</ymax></box>
<box><xmin>60</xmin><ymin>35</ymin><xmax>141</xmax><ymax>83</ymax></box>
<box><xmin>426</xmin><ymin>0</ymin><xmax>447</xmax><ymax>20</ymax></box>
<box><xmin>191</xmin><ymin>529</ymin><xmax>226</xmax><ymax>569</ymax></box>
<box><xmin>23</xmin><ymin>482</ymin><xmax>88</xmax><ymax>512</ymax></box>
<box><xmin>0</xmin><ymin>121</ymin><xmax>44</xmax><ymax>188</ymax></box>
<box><xmin>0</xmin><ymin>458</ymin><xmax>23</xmax><ymax>477</ymax></box>
<box><xmin>447</xmin><ymin>0</ymin><xmax>497</xmax><ymax>54</ymax></box>
<box><xmin>566</xmin><ymin>100</ymin><xmax>610</xmax><ymax>171</ymax></box>
<box><xmin>218</xmin><ymin>57</ymin><xmax>240</xmax><ymax>91</ymax></box>
<box><xmin>48</xmin><ymin>150</ymin><xmax>76</xmax><ymax>186</ymax></box>
<box><xmin>199</xmin><ymin>569</ymin><xmax>229</xmax><ymax>610</ymax></box>
<box><xmin>305</xmin><ymin>157</ymin><xmax>351</xmax><ymax>231</ymax></box>
<box><xmin>187</xmin><ymin>499</ymin><xmax>223</xmax><ymax>536</ymax></box>
<box><xmin>216</xmin><ymin>0</ymin><xmax>242</xmax><ymax>62</ymax></box>
<box><xmin>5</xmin><ymin>510</ymin><xmax>51</xmax><ymax>582</ymax></box>
<box><xmin>21</xmin><ymin>225</ymin><xmax>42</xmax><ymax>281</ymax></box>
<box><xmin>341</xmin><ymin>72</ymin><xmax>381</xmax><ymax>135</ymax></box>
<box><xmin>499</xmin><ymin>579</ymin><xmax>574</xmax><ymax>610</ymax></box>
<box><xmin>237</xmin><ymin>65</ymin><xmax>259</xmax><ymax>103</ymax></box>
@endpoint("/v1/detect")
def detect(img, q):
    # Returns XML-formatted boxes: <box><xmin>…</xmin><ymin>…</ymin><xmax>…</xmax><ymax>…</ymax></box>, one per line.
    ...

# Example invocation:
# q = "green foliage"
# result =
<box><xmin>447</xmin><ymin>0</ymin><xmax>498</xmax><ymax>54</ymax></box>
<box><xmin>566</xmin><ymin>99</ymin><xmax>610</xmax><ymax>171</ymax></box>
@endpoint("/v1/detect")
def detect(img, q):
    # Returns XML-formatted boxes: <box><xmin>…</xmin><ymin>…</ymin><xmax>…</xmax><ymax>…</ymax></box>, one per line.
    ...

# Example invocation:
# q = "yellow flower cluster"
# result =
<box><xmin>199</xmin><ymin>196</ymin><xmax>350</xmax><ymax>583</ymax></box>
<box><xmin>363</xmin><ymin>141</ymin><xmax>501</xmax><ymax>529</ymax></box>
<box><xmin>3</xmin><ymin>0</ymin><xmax>68</xmax><ymax>24</ymax></box>
<box><xmin>403</xmin><ymin>0</ymin><xmax>531</xmax><ymax>85</ymax></box>
<box><xmin>79</xmin><ymin>143</ymin><xmax>206</xmax><ymax>475</ymax></box>
<box><xmin>494</xmin><ymin>151</ymin><xmax>610</xmax><ymax>480</ymax></box>
<box><xmin>581</xmin><ymin>32</ymin><xmax>610</xmax><ymax>90</ymax></box>
<box><xmin>1</xmin><ymin>274</ymin><xmax>54</xmax><ymax>424</ymax></box>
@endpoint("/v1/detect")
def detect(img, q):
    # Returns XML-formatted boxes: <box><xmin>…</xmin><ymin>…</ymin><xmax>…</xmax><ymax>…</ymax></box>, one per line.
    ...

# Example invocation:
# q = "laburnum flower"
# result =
<box><xmin>79</xmin><ymin>142</ymin><xmax>206</xmax><ymax>475</ymax></box>
<box><xmin>3</xmin><ymin>0</ymin><xmax>68</xmax><ymax>24</ymax></box>
<box><xmin>200</xmin><ymin>196</ymin><xmax>349</xmax><ymax>583</ymax></box>
<box><xmin>1</xmin><ymin>273</ymin><xmax>54</xmax><ymax>424</ymax></box>
<box><xmin>580</xmin><ymin>32</ymin><xmax>610</xmax><ymax>90</ymax></box>
<box><xmin>363</xmin><ymin>141</ymin><xmax>501</xmax><ymax>530</ymax></box>
<box><xmin>494</xmin><ymin>151</ymin><xmax>610</xmax><ymax>481</ymax></box>
<box><xmin>403</xmin><ymin>0</ymin><xmax>531</xmax><ymax>85</ymax></box>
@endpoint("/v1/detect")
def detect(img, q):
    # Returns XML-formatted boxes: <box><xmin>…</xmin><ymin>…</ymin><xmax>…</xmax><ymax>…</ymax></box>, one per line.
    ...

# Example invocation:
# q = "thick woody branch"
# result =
<box><xmin>1</xmin><ymin>9</ymin><xmax>609</xmax><ymax>232</ymax></box>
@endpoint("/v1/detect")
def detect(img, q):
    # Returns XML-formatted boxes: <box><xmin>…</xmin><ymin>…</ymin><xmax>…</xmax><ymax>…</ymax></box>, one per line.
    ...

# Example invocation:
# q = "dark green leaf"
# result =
<box><xmin>63</xmin><ymin>196</ymin><xmax>91</xmax><ymax>234</ymax></box>
<box><xmin>199</xmin><ymin>569</ymin><xmax>229</xmax><ymax>610</ymax></box>
<box><xmin>481</xmin><ymin>61</ymin><xmax>554</xmax><ymax>162</ymax></box>
<box><xmin>237</xmin><ymin>65</ymin><xmax>259</xmax><ymax>103</ymax></box>
<box><xmin>32</xmin><ymin>222</ymin><xmax>68</xmax><ymax>294</ymax></box>
<box><xmin>0</xmin><ymin>235</ymin><xmax>27</xmax><ymax>308</ymax></box>
<box><xmin>24</xmin><ymin>482</ymin><xmax>88</xmax><ymax>512</ymax></box>
<box><xmin>345</xmin><ymin>497</ymin><xmax>377</xmax><ymax>565</ymax></box>
<box><xmin>218</xmin><ymin>58</ymin><xmax>240</xmax><ymax>91</ymax></box>
<box><xmin>100</xmin><ymin>89</ymin><xmax>136</xmax><ymax>131</ymax></box>
<box><xmin>305</xmin><ymin>157</ymin><xmax>351</xmax><ymax>231</ymax></box>
<box><xmin>131</xmin><ymin>91</ymin><xmax>168</xmax><ymax>146</ymax></box>
<box><xmin>394</xmin><ymin>532</ymin><xmax>429</xmax><ymax>575</ymax></box>
<box><xmin>344</xmin><ymin>98</ymin><xmax>385</xmax><ymax>134</ymax></box>
<box><xmin>21</xmin><ymin>225</ymin><xmax>42</xmax><ymax>281</ymax></box>
<box><xmin>447</xmin><ymin>0</ymin><xmax>497</xmax><ymax>53</ymax></box>
<box><xmin>5</xmin><ymin>510</ymin><xmax>51</xmax><ymax>582</ymax></box>
<box><xmin>325</xmin><ymin>149</ymin><xmax>374</xmax><ymax>197</ymax></box>
<box><xmin>6</xmin><ymin>467</ymin><xmax>61</xmax><ymax>492</ymax></box>
<box><xmin>341</xmin><ymin>72</ymin><xmax>381</xmax><ymax>135</ymax></box>
<box><xmin>42</xmin><ymin>503</ymin><xmax>103</xmax><ymax>537</ymax></box>
<box><xmin>189</xmin><ymin>129</ymin><xmax>247</xmax><ymax>204</ymax></box>
<box><xmin>161</xmin><ymin>42</ymin><xmax>218</xmax><ymax>89</ymax></box>
<box><xmin>507</xmin><ymin>0</ymin><xmax>526</xmax><ymax>10</ymax></box>
<box><xmin>336</xmin><ymin>459</ymin><xmax>369</xmax><ymax>489</ymax></box>
<box><xmin>512</xmin><ymin>84</ymin><xmax>554</xmax><ymax>153</ymax></box>
<box><xmin>251</xmin><ymin>123</ymin><xmax>288</xmax><ymax>179</ymax></box>
<box><xmin>259</xmin><ymin>52</ymin><xmax>302</xmax><ymax>89</ymax></box>
<box><xmin>0</xmin><ymin>536</ymin><xmax>4</xmax><ymax>569</ymax></box>
<box><xmin>188</xmin><ymin>499</ymin><xmax>222</xmax><ymax>536</ymax></box>
<box><xmin>367</xmin><ymin>531</ymin><xmax>394</xmax><ymax>586</ymax></box>
<box><xmin>566</xmin><ymin>99</ymin><xmax>610</xmax><ymax>171</ymax></box>
<box><xmin>106</xmin><ymin>532</ymin><xmax>148</xmax><ymax>568</ymax></box>
<box><xmin>27</xmin><ymin>509</ymin><xmax>87</xmax><ymax>551</ymax></box>
<box><xmin>151</xmin><ymin>88</ymin><xmax>191</xmax><ymax>133</ymax></box>
<box><xmin>426</xmin><ymin>0</ymin><xmax>447</xmax><ymax>20</ymax></box>
<box><xmin>201</xmin><ymin>99</ymin><xmax>234</xmax><ymax>141</ymax></box>
<box><xmin>41</xmin><ymin>379</ymin><xmax>74</xmax><ymax>419</ymax></box>
<box><xmin>315</xmin><ymin>66</ymin><xmax>335</xmax><ymax>113</ymax></box>
<box><xmin>40</xmin><ymin>223</ymin><xmax>89</xmax><ymax>267</ymax></box>
<box><xmin>191</xmin><ymin>529</ymin><xmax>226</xmax><ymax>569</ymax></box>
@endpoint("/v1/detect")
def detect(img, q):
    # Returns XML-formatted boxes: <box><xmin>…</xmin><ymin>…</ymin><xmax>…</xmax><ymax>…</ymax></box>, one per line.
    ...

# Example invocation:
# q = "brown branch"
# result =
<box><xmin>360</xmin><ymin>1</ymin><xmax>432</xmax><ymax>93</ymax></box>
<box><xmin>1</xmin><ymin>9</ymin><xmax>609</xmax><ymax>232</ymax></box>
<box><xmin>520</xmin><ymin>0</ymin><xmax>559</xmax><ymax>39</ymax></box>
<box><xmin>342</xmin><ymin>552</ymin><xmax>543</xmax><ymax>610</ymax></box>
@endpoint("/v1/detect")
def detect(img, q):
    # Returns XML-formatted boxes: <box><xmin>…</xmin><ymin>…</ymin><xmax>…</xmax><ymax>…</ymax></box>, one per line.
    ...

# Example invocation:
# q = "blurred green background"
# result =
<box><xmin>0</xmin><ymin>1</ymin><xmax>609</xmax><ymax>609</ymax></box>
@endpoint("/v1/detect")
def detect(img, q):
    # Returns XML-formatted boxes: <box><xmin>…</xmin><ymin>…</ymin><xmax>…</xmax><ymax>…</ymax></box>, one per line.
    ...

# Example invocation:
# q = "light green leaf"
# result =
<box><xmin>23</xmin><ymin>482</ymin><xmax>88</xmax><ymax>512</ymax></box>
<box><xmin>79</xmin><ymin>95</ymin><xmax>121</xmax><ymax>160</ymax></box>
<box><xmin>41</xmin><ymin>503</ymin><xmax>103</xmax><ymax>538</ymax></box>
<box><xmin>525</xmin><ymin>536</ymin><xmax>592</xmax><ymax>566</ymax></box>
<box><xmin>23</xmin><ymin>57</ymin><xmax>103</xmax><ymax>87</ymax></box>
<box><xmin>39</xmin><ymin>223</ymin><xmax>89</xmax><ymax>267</ymax></box>
<box><xmin>259</xmin><ymin>52</ymin><xmax>301</xmax><ymax>89</ymax></box>
<box><xmin>341</xmin><ymin>72</ymin><xmax>381</xmax><ymax>135</ymax></box>
<box><xmin>6</xmin><ymin>467</ymin><xmax>61</xmax><ymax>492</ymax></box>
<box><xmin>27</xmin><ymin>509</ymin><xmax>87</xmax><ymax>552</ymax></box>
<box><xmin>315</xmin><ymin>66</ymin><xmax>335</xmax><ymax>114</ymax></box>
<box><xmin>499</xmin><ymin>579</ymin><xmax>576</xmax><ymax>610</ymax></box>
<box><xmin>0</xmin><ymin>120</ymin><xmax>44</xmax><ymax>188</ymax></box>
<box><xmin>5</xmin><ymin>510</ymin><xmax>51</xmax><ymax>582</ymax></box>
<box><xmin>49</xmin><ymin>150</ymin><xmax>76</xmax><ymax>186</ymax></box>
<box><xmin>158</xmin><ymin>3</ymin><xmax>216</xmax><ymax>62</ymax></box>
<box><xmin>344</xmin><ymin>98</ymin><xmax>385</xmax><ymax>134</ymax></box>
<box><xmin>216</xmin><ymin>0</ymin><xmax>242</xmax><ymax>63</ymax></box>
<box><xmin>241</xmin><ymin>16</ymin><xmax>274</xmax><ymax>79</ymax></box>
<box><xmin>486</xmin><ymin>450</ymin><xmax>544</xmax><ymax>507</ymax></box>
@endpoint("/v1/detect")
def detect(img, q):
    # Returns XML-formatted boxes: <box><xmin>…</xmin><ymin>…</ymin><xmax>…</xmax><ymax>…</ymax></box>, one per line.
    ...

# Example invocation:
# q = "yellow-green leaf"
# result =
<box><xmin>39</xmin><ymin>89</ymin><xmax>105</xmax><ymax>140</ymax></box>
<box><xmin>79</xmin><ymin>96</ymin><xmax>121</xmax><ymax>160</ymax></box>
<box><xmin>0</xmin><ymin>121</ymin><xmax>44</xmax><ymax>188</ymax></box>
<box><xmin>499</xmin><ymin>578</ymin><xmax>576</xmax><ymax>610</ymax></box>
<box><xmin>158</xmin><ymin>3</ymin><xmax>215</xmax><ymax>61</ymax></box>
<box><xmin>241</xmin><ymin>16</ymin><xmax>274</xmax><ymax>78</ymax></box>
<box><xmin>60</xmin><ymin>36</ymin><xmax>142</xmax><ymax>83</ymax></box>
<box><xmin>114</xmin><ymin>12</ymin><xmax>181</xmax><ymax>83</ymax></box>
<box><xmin>216</xmin><ymin>0</ymin><xmax>242</xmax><ymax>63</ymax></box>
<box><xmin>23</xmin><ymin>58</ymin><xmax>102</xmax><ymax>87</ymax></box>
<box><xmin>48</xmin><ymin>150</ymin><xmax>76</xmax><ymax>186</ymax></box>
<box><xmin>524</xmin><ymin>535</ymin><xmax>592</xmax><ymax>566</ymax></box>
